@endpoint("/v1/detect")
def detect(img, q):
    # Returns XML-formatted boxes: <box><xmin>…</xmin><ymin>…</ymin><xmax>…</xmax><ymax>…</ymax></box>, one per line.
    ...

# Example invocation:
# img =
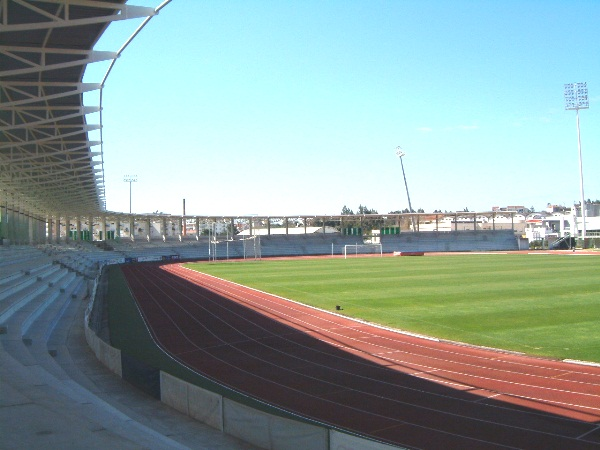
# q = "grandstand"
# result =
<box><xmin>0</xmin><ymin>2</ymin><xmax>259</xmax><ymax>448</ymax></box>
<box><xmin>3</xmin><ymin>2</ymin><xmax>593</xmax><ymax>449</ymax></box>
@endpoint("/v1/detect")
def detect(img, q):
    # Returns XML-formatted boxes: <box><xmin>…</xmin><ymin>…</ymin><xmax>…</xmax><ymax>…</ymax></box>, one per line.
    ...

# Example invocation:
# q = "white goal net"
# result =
<box><xmin>343</xmin><ymin>243</ymin><xmax>383</xmax><ymax>259</ymax></box>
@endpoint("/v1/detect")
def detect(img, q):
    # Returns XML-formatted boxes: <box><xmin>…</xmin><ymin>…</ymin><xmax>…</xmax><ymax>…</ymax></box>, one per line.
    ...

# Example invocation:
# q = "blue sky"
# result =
<box><xmin>84</xmin><ymin>0</ymin><xmax>600</xmax><ymax>216</ymax></box>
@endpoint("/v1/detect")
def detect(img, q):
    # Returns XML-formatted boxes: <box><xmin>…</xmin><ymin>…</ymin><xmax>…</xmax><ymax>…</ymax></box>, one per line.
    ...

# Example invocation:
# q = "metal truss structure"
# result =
<box><xmin>0</xmin><ymin>0</ymin><xmax>162</xmax><ymax>224</ymax></box>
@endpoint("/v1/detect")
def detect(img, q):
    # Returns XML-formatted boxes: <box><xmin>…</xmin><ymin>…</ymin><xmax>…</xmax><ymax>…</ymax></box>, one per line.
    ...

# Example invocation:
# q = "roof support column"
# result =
<box><xmin>161</xmin><ymin>217</ymin><xmax>167</xmax><ymax>242</ymax></box>
<box><xmin>130</xmin><ymin>216</ymin><xmax>135</xmax><ymax>242</ymax></box>
<box><xmin>17</xmin><ymin>209</ymin><xmax>24</xmax><ymax>244</ymax></box>
<box><xmin>54</xmin><ymin>216</ymin><xmax>60</xmax><ymax>244</ymax></box>
<box><xmin>33</xmin><ymin>215</ymin><xmax>44</xmax><ymax>244</ymax></box>
<box><xmin>0</xmin><ymin>203</ymin><xmax>5</xmax><ymax>243</ymax></box>
<box><xmin>39</xmin><ymin>216</ymin><xmax>47</xmax><ymax>245</ymax></box>
<box><xmin>13</xmin><ymin>207</ymin><xmax>21</xmax><ymax>244</ymax></box>
<box><xmin>28</xmin><ymin>214</ymin><xmax>35</xmax><ymax>245</ymax></box>
<box><xmin>9</xmin><ymin>206</ymin><xmax>17</xmax><ymax>244</ymax></box>
<box><xmin>146</xmin><ymin>218</ymin><xmax>151</xmax><ymax>242</ymax></box>
<box><xmin>89</xmin><ymin>215</ymin><xmax>94</xmax><ymax>242</ymax></box>
<box><xmin>101</xmin><ymin>216</ymin><xmax>106</xmax><ymax>241</ymax></box>
<box><xmin>47</xmin><ymin>216</ymin><xmax>53</xmax><ymax>244</ymax></box>
<box><xmin>11</xmin><ymin>207</ymin><xmax>17</xmax><ymax>244</ymax></box>
<box><xmin>76</xmin><ymin>218</ymin><xmax>81</xmax><ymax>241</ymax></box>
<box><xmin>65</xmin><ymin>218</ymin><xmax>71</xmax><ymax>242</ymax></box>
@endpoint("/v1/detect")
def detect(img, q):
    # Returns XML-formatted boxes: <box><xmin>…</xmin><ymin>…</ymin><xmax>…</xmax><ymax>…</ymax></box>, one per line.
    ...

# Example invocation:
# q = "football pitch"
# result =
<box><xmin>184</xmin><ymin>253</ymin><xmax>600</xmax><ymax>363</ymax></box>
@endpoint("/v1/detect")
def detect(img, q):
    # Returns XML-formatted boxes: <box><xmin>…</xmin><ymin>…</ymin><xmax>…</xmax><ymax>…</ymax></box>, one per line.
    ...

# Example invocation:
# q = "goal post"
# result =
<box><xmin>242</xmin><ymin>235</ymin><xmax>261</xmax><ymax>261</ymax></box>
<box><xmin>344</xmin><ymin>243</ymin><xmax>383</xmax><ymax>259</ymax></box>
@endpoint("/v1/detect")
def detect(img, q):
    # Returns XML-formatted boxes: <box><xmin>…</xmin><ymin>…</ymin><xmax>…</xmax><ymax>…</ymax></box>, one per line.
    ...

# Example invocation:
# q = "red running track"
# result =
<box><xmin>121</xmin><ymin>263</ymin><xmax>600</xmax><ymax>449</ymax></box>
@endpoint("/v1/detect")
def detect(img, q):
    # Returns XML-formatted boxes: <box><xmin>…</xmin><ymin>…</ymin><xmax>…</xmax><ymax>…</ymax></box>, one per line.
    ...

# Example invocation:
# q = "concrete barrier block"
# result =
<box><xmin>86</xmin><ymin>326</ymin><xmax>100</xmax><ymax>357</ymax></box>
<box><xmin>85</xmin><ymin>324</ymin><xmax>121</xmax><ymax>377</ymax></box>
<box><xmin>330</xmin><ymin>429</ymin><xmax>400</xmax><ymax>450</ymax></box>
<box><xmin>188</xmin><ymin>382</ymin><xmax>223</xmax><ymax>431</ymax></box>
<box><xmin>160</xmin><ymin>372</ymin><xmax>189</xmax><ymax>415</ymax></box>
<box><xmin>269</xmin><ymin>414</ymin><xmax>328</xmax><ymax>450</ymax></box>
<box><xmin>97</xmin><ymin>336</ymin><xmax>122</xmax><ymax>377</ymax></box>
<box><xmin>223</xmin><ymin>399</ymin><xmax>271</xmax><ymax>449</ymax></box>
<box><xmin>224</xmin><ymin>399</ymin><xmax>328</xmax><ymax>450</ymax></box>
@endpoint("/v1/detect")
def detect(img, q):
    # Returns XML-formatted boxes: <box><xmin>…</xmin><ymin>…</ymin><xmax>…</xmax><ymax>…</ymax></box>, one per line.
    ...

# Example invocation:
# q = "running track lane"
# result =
<box><xmin>121</xmin><ymin>263</ymin><xmax>600</xmax><ymax>449</ymax></box>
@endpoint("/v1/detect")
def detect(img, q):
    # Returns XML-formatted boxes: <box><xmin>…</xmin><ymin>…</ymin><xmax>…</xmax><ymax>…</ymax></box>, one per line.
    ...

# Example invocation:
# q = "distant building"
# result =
<box><xmin>544</xmin><ymin>204</ymin><xmax>569</xmax><ymax>214</ymax></box>
<box><xmin>524</xmin><ymin>207</ymin><xmax>600</xmax><ymax>243</ymax></box>
<box><xmin>492</xmin><ymin>206</ymin><xmax>530</xmax><ymax>214</ymax></box>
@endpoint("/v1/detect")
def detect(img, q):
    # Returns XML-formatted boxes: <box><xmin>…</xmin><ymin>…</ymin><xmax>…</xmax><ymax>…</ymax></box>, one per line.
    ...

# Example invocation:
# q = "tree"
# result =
<box><xmin>357</xmin><ymin>204</ymin><xmax>378</xmax><ymax>215</ymax></box>
<box><xmin>341</xmin><ymin>205</ymin><xmax>379</xmax><ymax>215</ymax></box>
<box><xmin>340</xmin><ymin>205</ymin><xmax>381</xmax><ymax>232</ymax></box>
<box><xmin>389</xmin><ymin>207</ymin><xmax>425</xmax><ymax>214</ymax></box>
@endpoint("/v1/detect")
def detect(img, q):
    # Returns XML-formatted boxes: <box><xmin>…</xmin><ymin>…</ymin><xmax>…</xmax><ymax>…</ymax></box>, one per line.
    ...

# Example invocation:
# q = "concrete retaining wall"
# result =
<box><xmin>330</xmin><ymin>429</ymin><xmax>400</xmax><ymax>449</ymax></box>
<box><xmin>223</xmin><ymin>399</ymin><xmax>328</xmax><ymax>450</ymax></box>
<box><xmin>85</xmin><ymin>302</ymin><xmax>403</xmax><ymax>449</ymax></box>
<box><xmin>84</xmin><ymin>324</ymin><xmax>122</xmax><ymax>377</ymax></box>
<box><xmin>161</xmin><ymin>371</ymin><xmax>223</xmax><ymax>430</ymax></box>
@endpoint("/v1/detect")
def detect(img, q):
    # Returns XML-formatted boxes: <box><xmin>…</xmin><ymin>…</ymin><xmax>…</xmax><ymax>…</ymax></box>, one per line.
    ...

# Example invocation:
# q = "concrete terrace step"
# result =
<box><xmin>24</xmin><ymin>274</ymin><xmax>81</xmax><ymax>346</ymax></box>
<box><xmin>1</xmin><ymin>246</ymin><xmax>255</xmax><ymax>449</ymax></box>
<box><xmin>0</xmin><ymin>268</ymin><xmax>70</xmax><ymax>334</ymax></box>
<box><xmin>0</xmin><ymin>345</ymin><xmax>192</xmax><ymax>450</ymax></box>
<box><xmin>0</xmin><ymin>279</ymin><xmax>56</xmax><ymax>324</ymax></box>
<box><xmin>0</xmin><ymin>272</ymin><xmax>85</xmax><ymax>383</ymax></box>
<box><xmin>0</xmin><ymin>257</ymin><xmax>53</xmax><ymax>283</ymax></box>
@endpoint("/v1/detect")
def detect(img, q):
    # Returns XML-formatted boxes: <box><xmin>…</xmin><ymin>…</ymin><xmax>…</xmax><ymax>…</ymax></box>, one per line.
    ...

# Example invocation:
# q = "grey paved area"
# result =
<box><xmin>0</xmin><ymin>291</ymin><xmax>256</xmax><ymax>450</ymax></box>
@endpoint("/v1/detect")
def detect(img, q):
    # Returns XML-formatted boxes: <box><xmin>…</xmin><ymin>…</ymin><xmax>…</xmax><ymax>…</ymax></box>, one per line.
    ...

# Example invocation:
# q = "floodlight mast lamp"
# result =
<box><xmin>395</xmin><ymin>147</ymin><xmax>416</xmax><ymax>231</ymax></box>
<box><xmin>123</xmin><ymin>175</ymin><xmax>138</xmax><ymax>214</ymax></box>
<box><xmin>564</xmin><ymin>82</ymin><xmax>589</xmax><ymax>241</ymax></box>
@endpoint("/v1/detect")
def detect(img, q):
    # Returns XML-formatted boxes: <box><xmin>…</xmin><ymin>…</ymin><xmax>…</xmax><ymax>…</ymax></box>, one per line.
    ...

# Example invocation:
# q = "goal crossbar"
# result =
<box><xmin>343</xmin><ymin>243</ymin><xmax>383</xmax><ymax>259</ymax></box>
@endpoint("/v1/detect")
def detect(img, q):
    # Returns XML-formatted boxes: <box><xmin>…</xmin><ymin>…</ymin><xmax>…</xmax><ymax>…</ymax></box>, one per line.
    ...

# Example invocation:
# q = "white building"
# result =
<box><xmin>524</xmin><ymin>207</ymin><xmax>600</xmax><ymax>242</ymax></box>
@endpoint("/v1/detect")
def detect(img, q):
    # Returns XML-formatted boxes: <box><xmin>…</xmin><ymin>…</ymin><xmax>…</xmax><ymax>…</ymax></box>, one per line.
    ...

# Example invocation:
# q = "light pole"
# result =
<box><xmin>395</xmin><ymin>147</ymin><xmax>416</xmax><ymax>231</ymax></box>
<box><xmin>564</xmin><ymin>82</ymin><xmax>589</xmax><ymax>242</ymax></box>
<box><xmin>123</xmin><ymin>174</ymin><xmax>137</xmax><ymax>214</ymax></box>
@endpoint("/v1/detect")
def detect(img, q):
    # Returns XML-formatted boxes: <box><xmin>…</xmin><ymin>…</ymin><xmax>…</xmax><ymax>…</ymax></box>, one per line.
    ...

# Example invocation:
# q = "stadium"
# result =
<box><xmin>1</xmin><ymin>2</ymin><xmax>600</xmax><ymax>449</ymax></box>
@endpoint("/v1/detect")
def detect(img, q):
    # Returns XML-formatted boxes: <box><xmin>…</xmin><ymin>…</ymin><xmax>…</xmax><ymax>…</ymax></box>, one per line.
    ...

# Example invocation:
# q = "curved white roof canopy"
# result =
<box><xmin>0</xmin><ymin>0</ymin><xmax>165</xmax><ymax>219</ymax></box>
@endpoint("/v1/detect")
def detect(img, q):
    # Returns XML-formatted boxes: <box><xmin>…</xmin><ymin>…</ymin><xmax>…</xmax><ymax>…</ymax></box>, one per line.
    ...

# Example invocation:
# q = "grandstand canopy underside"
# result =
<box><xmin>1</xmin><ymin>0</ymin><xmax>158</xmax><ymax>242</ymax></box>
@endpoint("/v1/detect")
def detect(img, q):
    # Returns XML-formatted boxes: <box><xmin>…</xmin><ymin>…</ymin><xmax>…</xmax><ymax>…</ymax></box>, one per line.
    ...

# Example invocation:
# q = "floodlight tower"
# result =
<box><xmin>395</xmin><ymin>147</ymin><xmax>416</xmax><ymax>231</ymax></box>
<box><xmin>123</xmin><ymin>174</ymin><xmax>138</xmax><ymax>214</ymax></box>
<box><xmin>564</xmin><ymin>82</ymin><xmax>589</xmax><ymax>241</ymax></box>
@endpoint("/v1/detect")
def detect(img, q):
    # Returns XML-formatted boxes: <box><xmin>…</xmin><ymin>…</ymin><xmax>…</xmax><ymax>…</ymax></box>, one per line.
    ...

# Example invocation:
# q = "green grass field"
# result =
<box><xmin>184</xmin><ymin>254</ymin><xmax>600</xmax><ymax>363</ymax></box>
